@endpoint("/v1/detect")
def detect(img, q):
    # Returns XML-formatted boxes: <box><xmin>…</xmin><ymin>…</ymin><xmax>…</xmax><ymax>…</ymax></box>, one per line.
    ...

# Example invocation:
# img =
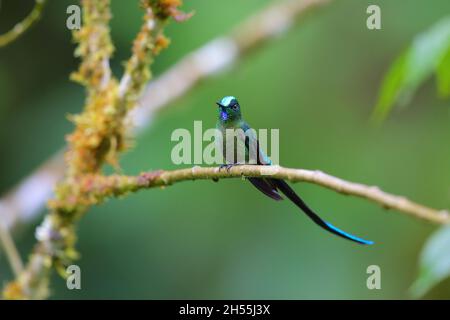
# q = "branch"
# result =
<box><xmin>131</xmin><ymin>0</ymin><xmax>329</xmax><ymax>131</ymax></box>
<box><xmin>0</xmin><ymin>0</ymin><xmax>331</xmax><ymax>231</ymax></box>
<box><xmin>0</xmin><ymin>222</ymin><xmax>23</xmax><ymax>277</ymax></box>
<box><xmin>67</xmin><ymin>0</ymin><xmax>117</xmax><ymax>174</ymax></box>
<box><xmin>49</xmin><ymin>166</ymin><xmax>449</xmax><ymax>225</ymax></box>
<box><xmin>0</xmin><ymin>151</ymin><xmax>64</xmax><ymax>229</ymax></box>
<box><xmin>118</xmin><ymin>0</ymin><xmax>191</xmax><ymax>104</ymax></box>
<box><xmin>0</xmin><ymin>0</ymin><xmax>48</xmax><ymax>47</ymax></box>
<box><xmin>3</xmin><ymin>0</ymin><xmax>187</xmax><ymax>300</ymax></box>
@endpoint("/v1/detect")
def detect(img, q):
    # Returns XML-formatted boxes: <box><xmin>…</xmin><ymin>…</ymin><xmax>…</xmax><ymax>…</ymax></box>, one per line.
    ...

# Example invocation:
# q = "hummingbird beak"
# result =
<box><xmin>216</xmin><ymin>102</ymin><xmax>226</xmax><ymax>111</ymax></box>
<box><xmin>217</xmin><ymin>102</ymin><xmax>228</xmax><ymax>120</ymax></box>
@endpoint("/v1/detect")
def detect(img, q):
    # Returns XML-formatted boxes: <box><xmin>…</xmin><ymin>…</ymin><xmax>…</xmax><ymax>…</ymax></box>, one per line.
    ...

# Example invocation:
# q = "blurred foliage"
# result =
<box><xmin>437</xmin><ymin>48</ymin><xmax>450</xmax><ymax>97</ymax></box>
<box><xmin>0</xmin><ymin>0</ymin><xmax>450</xmax><ymax>299</ymax></box>
<box><xmin>0</xmin><ymin>0</ymin><xmax>48</xmax><ymax>47</ymax></box>
<box><xmin>411</xmin><ymin>226</ymin><xmax>450</xmax><ymax>298</ymax></box>
<box><xmin>373</xmin><ymin>16</ymin><xmax>450</xmax><ymax>122</ymax></box>
<box><xmin>371</xmin><ymin>13</ymin><xmax>450</xmax><ymax>297</ymax></box>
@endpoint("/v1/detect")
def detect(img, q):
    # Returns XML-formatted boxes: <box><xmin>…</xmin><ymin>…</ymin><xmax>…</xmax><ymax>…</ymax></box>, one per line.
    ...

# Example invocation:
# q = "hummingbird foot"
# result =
<box><xmin>219</xmin><ymin>163</ymin><xmax>243</xmax><ymax>172</ymax></box>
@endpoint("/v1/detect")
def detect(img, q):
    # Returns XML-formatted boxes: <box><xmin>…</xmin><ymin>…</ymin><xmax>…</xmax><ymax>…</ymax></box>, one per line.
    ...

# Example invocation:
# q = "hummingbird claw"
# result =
<box><xmin>219</xmin><ymin>163</ymin><xmax>243</xmax><ymax>172</ymax></box>
<box><xmin>219</xmin><ymin>164</ymin><xmax>232</xmax><ymax>172</ymax></box>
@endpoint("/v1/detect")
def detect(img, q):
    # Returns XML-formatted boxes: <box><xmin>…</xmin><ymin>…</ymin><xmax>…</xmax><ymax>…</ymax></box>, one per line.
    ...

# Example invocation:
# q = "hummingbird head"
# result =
<box><xmin>216</xmin><ymin>96</ymin><xmax>241</xmax><ymax>122</ymax></box>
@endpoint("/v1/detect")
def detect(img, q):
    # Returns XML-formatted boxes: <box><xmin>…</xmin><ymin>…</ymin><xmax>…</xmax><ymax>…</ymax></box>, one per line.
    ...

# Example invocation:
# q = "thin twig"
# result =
<box><xmin>0</xmin><ymin>151</ymin><xmax>65</xmax><ymax>229</ymax></box>
<box><xmin>131</xmin><ymin>0</ymin><xmax>329</xmax><ymax>131</ymax></box>
<box><xmin>0</xmin><ymin>0</ymin><xmax>48</xmax><ymax>47</ymax></box>
<box><xmin>0</xmin><ymin>222</ymin><xmax>24</xmax><ymax>277</ymax></box>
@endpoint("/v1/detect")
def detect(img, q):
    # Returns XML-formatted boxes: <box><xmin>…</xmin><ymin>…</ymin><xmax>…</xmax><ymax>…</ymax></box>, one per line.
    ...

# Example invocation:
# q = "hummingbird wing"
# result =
<box><xmin>248</xmin><ymin>177</ymin><xmax>283</xmax><ymax>200</ymax></box>
<box><xmin>240</xmin><ymin>123</ymin><xmax>283</xmax><ymax>200</ymax></box>
<box><xmin>240</xmin><ymin>123</ymin><xmax>373</xmax><ymax>245</ymax></box>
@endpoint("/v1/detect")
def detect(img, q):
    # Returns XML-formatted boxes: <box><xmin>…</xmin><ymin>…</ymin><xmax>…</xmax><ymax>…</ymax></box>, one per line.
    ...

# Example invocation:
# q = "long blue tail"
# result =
<box><xmin>271</xmin><ymin>179</ymin><xmax>373</xmax><ymax>245</ymax></box>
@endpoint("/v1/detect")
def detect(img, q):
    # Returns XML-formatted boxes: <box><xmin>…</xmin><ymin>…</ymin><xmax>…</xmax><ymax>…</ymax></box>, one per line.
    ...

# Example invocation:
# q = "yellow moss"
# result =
<box><xmin>3</xmin><ymin>282</ymin><xmax>26</xmax><ymax>300</ymax></box>
<box><xmin>154</xmin><ymin>34</ymin><xmax>170</xmax><ymax>55</ymax></box>
<box><xmin>4</xmin><ymin>0</ymin><xmax>190</xmax><ymax>300</ymax></box>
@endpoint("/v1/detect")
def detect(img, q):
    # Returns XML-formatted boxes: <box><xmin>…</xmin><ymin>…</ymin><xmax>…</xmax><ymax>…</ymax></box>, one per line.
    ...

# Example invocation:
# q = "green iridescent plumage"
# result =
<box><xmin>215</xmin><ymin>96</ymin><xmax>373</xmax><ymax>245</ymax></box>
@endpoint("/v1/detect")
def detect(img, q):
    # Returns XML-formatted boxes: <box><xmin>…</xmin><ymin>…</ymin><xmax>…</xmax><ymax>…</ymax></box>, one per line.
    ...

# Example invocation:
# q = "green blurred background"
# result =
<box><xmin>0</xmin><ymin>0</ymin><xmax>449</xmax><ymax>299</ymax></box>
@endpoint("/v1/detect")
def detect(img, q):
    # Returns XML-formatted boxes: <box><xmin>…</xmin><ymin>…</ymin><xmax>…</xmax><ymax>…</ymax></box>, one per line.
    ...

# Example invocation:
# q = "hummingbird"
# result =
<box><xmin>215</xmin><ymin>96</ymin><xmax>373</xmax><ymax>245</ymax></box>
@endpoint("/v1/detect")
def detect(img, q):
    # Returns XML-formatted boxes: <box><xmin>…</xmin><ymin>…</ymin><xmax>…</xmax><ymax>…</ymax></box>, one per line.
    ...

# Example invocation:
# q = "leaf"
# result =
<box><xmin>405</xmin><ymin>17</ymin><xmax>450</xmax><ymax>94</ymax></box>
<box><xmin>373</xmin><ymin>16</ymin><xmax>450</xmax><ymax>122</ymax></box>
<box><xmin>372</xmin><ymin>50</ymin><xmax>409</xmax><ymax>122</ymax></box>
<box><xmin>436</xmin><ymin>48</ymin><xmax>450</xmax><ymax>97</ymax></box>
<box><xmin>410</xmin><ymin>226</ymin><xmax>450</xmax><ymax>298</ymax></box>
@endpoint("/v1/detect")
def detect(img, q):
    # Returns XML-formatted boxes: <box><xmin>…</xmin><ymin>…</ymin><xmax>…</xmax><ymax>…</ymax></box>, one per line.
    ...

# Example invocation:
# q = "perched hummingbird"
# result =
<box><xmin>215</xmin><ymin>96</ymin><xmax>373</xmax><ymax>245</ymax></box>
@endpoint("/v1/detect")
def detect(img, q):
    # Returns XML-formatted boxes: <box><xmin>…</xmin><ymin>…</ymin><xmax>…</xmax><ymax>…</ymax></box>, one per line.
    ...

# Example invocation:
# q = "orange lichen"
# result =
<box><xmin>154</xmin><ymin>34</ymin><xmax>171</xmax><ymax>55</ymax></box>
<box><xmin>152</xmin><ymin>0</ymin><xmax>193</xmax><ymax>22</ymax></box>
<box><xmin>3</xmin><ymin>282</ymin><xmax>25</xmax><ymax>300</ymax></box>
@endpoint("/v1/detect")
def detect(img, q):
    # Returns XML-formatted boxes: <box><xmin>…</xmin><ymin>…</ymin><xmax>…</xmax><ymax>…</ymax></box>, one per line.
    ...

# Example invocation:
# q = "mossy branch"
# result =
<box><xmin>0</xmin><ymin>0</ymin><xmax>48</xmax><ymax>47</ymax></box>
<box><xmin>3</xmin><ymin>0</ymin><xmax>188</xmax><ymax>300</ymax></box>
<box><xmin>0</xmin><ymin>222</ymin><xmax>23</xmax><ymax>277</ymax></box>
<box><xmin>118</xmin><ymin>0</ymin><xmax>192</xmax><ymax>105</ymax></box>
<box><xmin>49</xmin><ymin>166</ymin><xmax>450</xmax><ymax>225</ymax></box>
<box><xmin>68</xmin><ymin>0</ymin><xmax>117</xmax><ymax>174</ymax></box>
